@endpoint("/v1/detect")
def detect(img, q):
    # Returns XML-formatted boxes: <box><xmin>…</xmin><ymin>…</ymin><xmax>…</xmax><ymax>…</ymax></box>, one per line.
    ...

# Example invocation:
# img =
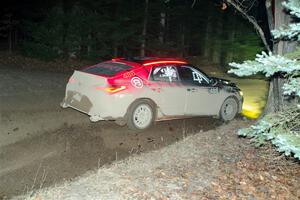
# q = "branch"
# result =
<box><xmin>191</xmin><ymin>0</ymin><xmax>197</xmax><ymax>8</ymax></box>
<box><xmin>226</xmin><ymin>0</ymin><xmax>271</xmax><ymax>52</ymax></box>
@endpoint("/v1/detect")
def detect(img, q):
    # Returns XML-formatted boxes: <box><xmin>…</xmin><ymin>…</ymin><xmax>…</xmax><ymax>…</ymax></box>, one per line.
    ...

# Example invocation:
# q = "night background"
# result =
<box><xmin>2</xmin><ymin>0</ymin><xmax>299</xmax><ymax>199</ymax></box>
<box><xmin>1</xmin><ymin>0</ymin><xmax>269</xmax><ymax>65</ymax></box>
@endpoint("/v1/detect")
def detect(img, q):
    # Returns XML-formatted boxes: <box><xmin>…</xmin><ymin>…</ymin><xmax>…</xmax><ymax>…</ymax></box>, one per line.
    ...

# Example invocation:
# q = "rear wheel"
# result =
<box><xmin>127</xmin><ymin>100</ymin><xmax>155</xmax><ymax>131</ymax></box>
<box><xmin>220</xmin><ymin>97</ymin><xmax>238</xmax><ymax>121</ymax></box>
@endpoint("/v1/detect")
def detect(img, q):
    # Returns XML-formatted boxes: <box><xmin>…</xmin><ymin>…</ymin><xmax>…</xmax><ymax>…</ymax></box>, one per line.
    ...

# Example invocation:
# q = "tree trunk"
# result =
<box><xmin>113</xmin><ymin>45</ymin><xmax>118</xmax><ymax>57</ymax></box>
<box><xmin>61</xmin><ymin>0</ymin><xmax>71</xmax><ymax>58</ymax></box>
<box><xmin>140</xmin><ymin>0</ymin><xmax>149</xmax><ymax>57</ymax></box>
<box><xmin>265</xmin><ymin>0</ymin><xmax>274</xmax><ymax>30</ymax></box>
<box><xmin>8</xmin><ymin>26</ymin><xmax>12</xmax><ymax>54</ymax></box>
<box><xmin>180</xmin><ymin>24</ymin><xmax>185</xmax><ymax>57</ymax></box>
<box><xmin>87</xmin><ymin>34</ymin><xmax>92</xmax><ymax>57</ymax></box>
<box><xmin>203</xmin><ymin>16</ymin><xmax>212</xmax><ymax>59</ymax></box>
<box><xmin>225</xmin><ymin>14</ymin><xmax>237</xmax><ymax>64</ymax></box>
<box><xmin>264</xmin><ymin>0</ymin><xmax>297</xmax><ymax>114</ymax></box>
<box><xmin>212</xmin><ymin>12</ymin><xmax>224</xmax><ymax>64</ymax></box>
<box><xmin>8</xmin><ymin>14</ymin><xmax>13</xmax><ymax>54</ymax></box>
<box><xmin>159</xmin><ymin>12</ymin><xmax>166</xmax><ymax>44</ymax></box>
<box><xmin>14</xmin><ymin>28</ymin><xmax>18</xmax><ymax>48</ymax></box>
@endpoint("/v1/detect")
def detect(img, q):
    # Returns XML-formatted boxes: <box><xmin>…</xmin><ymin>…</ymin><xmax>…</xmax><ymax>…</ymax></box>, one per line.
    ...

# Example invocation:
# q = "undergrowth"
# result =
<box><xmin>238</xmin><ymin>106</ymin><xmax>300</xmax><ymax>160</ymax></box>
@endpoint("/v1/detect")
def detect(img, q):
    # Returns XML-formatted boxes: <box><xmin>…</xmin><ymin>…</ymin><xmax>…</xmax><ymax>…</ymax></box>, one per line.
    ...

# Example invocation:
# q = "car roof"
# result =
<box><xmin>111</xmin><ymin>57</ymin><xmax>187</xmax><ymax>66</ymax></box>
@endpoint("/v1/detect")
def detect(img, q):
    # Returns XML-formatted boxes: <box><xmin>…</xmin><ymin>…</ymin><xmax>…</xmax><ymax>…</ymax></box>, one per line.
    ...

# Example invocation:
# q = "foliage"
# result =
<box><xmin>21</xmin><ymin>1</ymin><xmax>143</xmax><ymax>61</ymax></box>
<box><xmin>229</xmin><ymin>0</ymin><xmax>300</xmax><ymax>159</ymax></box>
<box><xmin>283</xmin><ymin>77</ymin><xmax>300</xmax><ymax>96</ymax></box>
<box><xmin>238</xmin><ymin>107</ymin><xmax>300</xmax><ymax>159</ymax></box>
<box><xmin>228</xmin><ymin>52</ymin><xmax>300</xmax><ymax>77</ymax></box>
<box><xmin>222</xmin><ymin>26</ymin><xmax>264</xmax><ymax>64</ymax></box>
<box><xmin>272</xmin><ymin>0</ymin><xmax>300</xmax><ymax>40</ymax></box>
<box><xmin>272</xmin><ymin>23</ymin><xmax>300</xmax><ymax>40</ymax></box>
<box><xmin>283</xmin><ymin>0</ymin><xmax>300</xmax><ymax>18</ymax></box>
<box><xmin>22</xmin><ymin>7</ymin><xmax>64</xmax><ymax>60</ymax></box>
<box><xmin>15</xmin><ymin>0</ymin><xmax>262</xmax><ymax>62</ymax></box>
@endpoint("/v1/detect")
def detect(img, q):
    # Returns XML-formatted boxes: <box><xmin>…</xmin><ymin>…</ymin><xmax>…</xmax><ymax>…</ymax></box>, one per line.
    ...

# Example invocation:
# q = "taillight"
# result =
<box><xmin>104</xmin><ymin>85</ymin><xmax>126</xmax><ymax>93</ymax></box>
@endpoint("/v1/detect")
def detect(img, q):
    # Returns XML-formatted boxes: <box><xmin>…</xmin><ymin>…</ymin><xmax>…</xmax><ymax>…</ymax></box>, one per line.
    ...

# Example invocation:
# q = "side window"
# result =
<box><xmin>152</xmin><ymin>65</ymin><xmax>179</xmax><ymax>82</ymax></box>
<box><xmin>178</xmin><ymin>66</ymin><xmax>209</xmax><ymax>86</ymax></box>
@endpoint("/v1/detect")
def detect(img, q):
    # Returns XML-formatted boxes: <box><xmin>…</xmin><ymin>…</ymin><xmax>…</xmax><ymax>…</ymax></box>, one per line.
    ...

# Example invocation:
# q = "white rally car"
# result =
<box><xmin>61</xmin><ymin>57</ymin><xmax>243</xmax><ymax>130</ymax></box>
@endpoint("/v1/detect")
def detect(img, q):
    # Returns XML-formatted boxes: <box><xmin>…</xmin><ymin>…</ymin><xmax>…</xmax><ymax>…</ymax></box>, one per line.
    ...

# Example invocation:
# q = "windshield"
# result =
<box><xmin>82</xmin><ymin>62</ymin><xmax>133</xmax><ymax>76</ymax></box>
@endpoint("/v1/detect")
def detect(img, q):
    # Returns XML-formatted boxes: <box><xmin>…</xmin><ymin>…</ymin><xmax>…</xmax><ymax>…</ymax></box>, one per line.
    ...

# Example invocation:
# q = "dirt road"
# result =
<box><xmin>0</xmin><ymin>67</ymin><xmax>222</xmax><ymax>198</ymax></box>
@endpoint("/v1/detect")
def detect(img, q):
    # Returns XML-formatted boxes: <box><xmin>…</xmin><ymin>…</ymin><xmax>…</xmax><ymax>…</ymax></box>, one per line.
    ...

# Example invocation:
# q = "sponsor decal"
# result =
<box><xmin>123</xmin><ymin>71</ymin><xmax>135</xmax><ymax>78</ymax></box>
<box><xmin>208</xmin><ymin>87</ymin><xmax>219</xmax><ymax>94</ymax></box>
<box><xmin>131</xmin><ymin>77</ymin><xmax>143</xmax><ymax>88</ymax></box>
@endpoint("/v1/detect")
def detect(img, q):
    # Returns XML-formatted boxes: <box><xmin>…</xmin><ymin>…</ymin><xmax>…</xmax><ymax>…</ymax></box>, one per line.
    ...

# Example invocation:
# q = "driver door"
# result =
<box><xmin>178</xmin><ymin>66</ymin><xmax>221</xmax><ymax>115</ymax></box>
<box><xmin>149</xmin><ymin>65</ymin><xmax>186</xmax><ymax>116</ymax></box>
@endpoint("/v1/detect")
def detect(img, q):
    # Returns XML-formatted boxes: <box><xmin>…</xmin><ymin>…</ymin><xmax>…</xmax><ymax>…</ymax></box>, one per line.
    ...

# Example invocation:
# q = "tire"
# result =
<box><xmin>219</xmin><ymin>97</ymin><xmax>238</xmax><ymax>121</ymax></box>
<box><xmin>126</xmin><ymin>99</ymin><xmax>155</xmax><ymax>131</ymax></box>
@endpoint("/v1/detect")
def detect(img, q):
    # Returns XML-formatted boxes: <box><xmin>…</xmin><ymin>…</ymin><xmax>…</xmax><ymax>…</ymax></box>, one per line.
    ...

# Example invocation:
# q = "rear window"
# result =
<box><xmin>82</xmin><ymin>62</ymin><xmax>133</xmax><ymax>76</ymax></box>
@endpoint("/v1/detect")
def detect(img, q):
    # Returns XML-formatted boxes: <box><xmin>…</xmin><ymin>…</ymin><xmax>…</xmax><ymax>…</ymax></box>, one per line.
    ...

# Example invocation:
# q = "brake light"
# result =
<box><xmin>104</xmin><ymin>85</ymin><xmax>126</xmax><ymax>93</ymax></box>
<box><xmin>143</xmin><ymin>60</ymin><xmax>187</xmax><ymax>66</ymax></box>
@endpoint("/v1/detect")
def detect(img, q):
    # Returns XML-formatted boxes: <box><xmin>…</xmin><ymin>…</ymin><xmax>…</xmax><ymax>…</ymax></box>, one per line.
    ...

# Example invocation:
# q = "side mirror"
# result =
<box><xmin>210</xmin><ymin>78</ymin><xmax>217</xmax><ymax>86</ymax></box>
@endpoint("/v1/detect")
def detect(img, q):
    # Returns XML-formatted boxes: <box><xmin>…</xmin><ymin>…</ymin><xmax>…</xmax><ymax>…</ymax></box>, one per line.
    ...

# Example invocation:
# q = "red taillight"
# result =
<box><xmin>104</xmin><ymin>85</ymin><xmax>126</xmax><ymax>93</ymax></box>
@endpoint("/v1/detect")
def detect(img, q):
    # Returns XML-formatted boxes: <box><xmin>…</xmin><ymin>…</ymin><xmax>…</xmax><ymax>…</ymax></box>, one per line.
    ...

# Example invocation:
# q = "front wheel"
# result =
<box><xmin>126</xmin><ymin>100</ymin><xmax>155</xmax><ymax>131</ymax></box>
<box><xmin>219</xmin><ymin>97</ymin><xmax>238</xmax><ymax>121</ymax></box>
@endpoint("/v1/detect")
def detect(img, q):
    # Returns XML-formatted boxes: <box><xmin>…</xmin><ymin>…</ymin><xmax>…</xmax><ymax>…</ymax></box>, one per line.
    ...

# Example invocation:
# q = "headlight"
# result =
<box><xmin>239</xmin><ymin>91</ymin><xmax>243</xmax><ymax>96</ymax></box>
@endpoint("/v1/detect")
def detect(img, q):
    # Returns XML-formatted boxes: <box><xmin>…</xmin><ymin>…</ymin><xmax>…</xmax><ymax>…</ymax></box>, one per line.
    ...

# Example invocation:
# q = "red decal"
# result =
<box><xmin>131</xmin><ymin>77</ymin><xmax>143</xmax><ymax>88</ymax></box>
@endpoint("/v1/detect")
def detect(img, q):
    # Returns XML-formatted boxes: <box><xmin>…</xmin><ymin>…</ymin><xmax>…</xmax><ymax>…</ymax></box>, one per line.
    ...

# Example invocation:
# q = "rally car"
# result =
<box><xmin>61</xmin><ymin>57</ymin><xmax>243</xmax><ymax>130</ymax></box>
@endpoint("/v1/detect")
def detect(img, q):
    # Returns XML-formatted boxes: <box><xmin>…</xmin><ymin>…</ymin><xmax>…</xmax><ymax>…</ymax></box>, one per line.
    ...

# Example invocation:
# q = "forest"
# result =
<box><xmin>0</xmin><ymin>0</ymin><xmax>266</xmax><ymax>66</ymax></box>
<box><xmin>0</xmin><ymin>0</ymin><xmax>300</xmax><ymax>198</ymax></box>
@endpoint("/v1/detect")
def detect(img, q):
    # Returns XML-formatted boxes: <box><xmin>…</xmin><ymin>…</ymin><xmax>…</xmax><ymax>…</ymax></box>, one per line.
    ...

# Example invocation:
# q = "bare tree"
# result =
<box><xmin>225</xmin><ymin>0</ymin><xmax>271</xmax><ymax>52</ymax></box>
<box><xmin>140</xmin><ymin>0</ymin><xmax>149</xmax><ymax>57</ymax></box>
<box><xmin>0</xmin><ymin>13</ymin><xmax>18</xmax><ymax>54</ymax></box>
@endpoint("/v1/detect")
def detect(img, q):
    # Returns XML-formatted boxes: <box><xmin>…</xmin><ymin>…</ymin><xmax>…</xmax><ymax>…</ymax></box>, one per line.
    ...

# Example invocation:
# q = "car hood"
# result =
<box><xmin>210</xmin><ymin>77</ymin><xmax>239</xmax><ymax>89</ymax></box>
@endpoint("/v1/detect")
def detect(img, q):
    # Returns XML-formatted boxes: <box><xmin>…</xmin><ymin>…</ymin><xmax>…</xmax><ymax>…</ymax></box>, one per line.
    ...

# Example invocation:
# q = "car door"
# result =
<box><xmin>149</xmin><ymin>65</ymin><xmax>186</xmax><ymax>116</ymax></box>
<box><xmin>177</xmin><ymin>65</ymin><xmax>222</xmax><ymax>116</ymax></box>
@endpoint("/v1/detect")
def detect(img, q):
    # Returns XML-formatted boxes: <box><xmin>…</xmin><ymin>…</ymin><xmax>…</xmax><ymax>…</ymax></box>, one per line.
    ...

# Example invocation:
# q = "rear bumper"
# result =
<box><xmin>62</xmin><ymin>90</ymin><xmax>93</xmax><ymax>113</ymax></box>
<box><xmin>61</xmin><ymin>87</ymin><xmax>134</xmax><ymax>122</ymax></box>
<box><xmin>61</xmin><ymin>99</ymin><xmax>104</xmax><ymax>122</ymax></box>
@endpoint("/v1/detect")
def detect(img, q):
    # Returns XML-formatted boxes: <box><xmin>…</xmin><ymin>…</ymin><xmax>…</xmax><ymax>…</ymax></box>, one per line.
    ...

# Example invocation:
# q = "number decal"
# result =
<box><xmin>192</xmin><ymin>72</ymin><xmax>203</xmax><ymax>83</ymax></box>
<box><xmin>131</xmin><ymin>77</ymin><xmax>143</xmax><ymax>88</ymax></box>
<box><xmin>208</xmin><ymin>87</ymin><xmax>219</xmax><ymax>94</ymax></box>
